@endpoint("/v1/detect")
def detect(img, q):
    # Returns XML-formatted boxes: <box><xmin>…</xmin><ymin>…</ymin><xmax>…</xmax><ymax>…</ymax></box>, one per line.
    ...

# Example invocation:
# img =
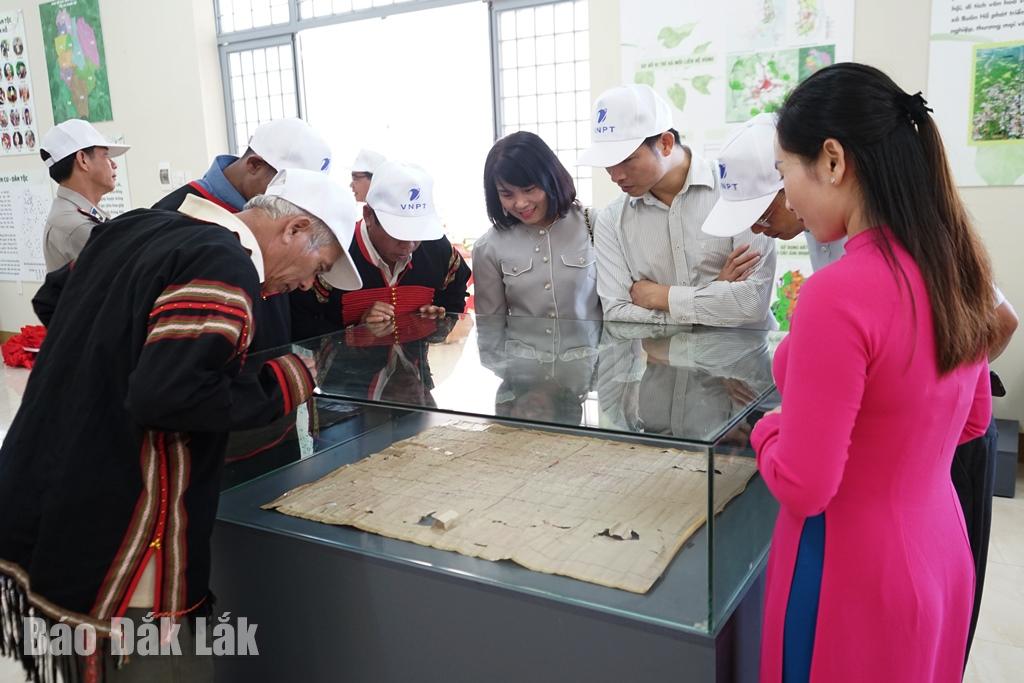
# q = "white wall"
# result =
<box><xmin>0</xmin><ymin>0</ymin><xmax>1019</xmax><ymax>424</ymax></box>
<box><xmin>587</xmin><ymin>0</ymin><xmax>1024</xmax><ymax>425</ymax></box>
<box><xmin>0</xmin><ymin>0</ymin><xmax>226</xmax><ymax>331</ymax></box>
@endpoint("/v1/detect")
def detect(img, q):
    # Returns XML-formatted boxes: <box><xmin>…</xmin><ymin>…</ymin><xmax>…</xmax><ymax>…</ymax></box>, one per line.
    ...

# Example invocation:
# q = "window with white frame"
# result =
<box><xmin>215</xmin><ymin>0</ymin><xmax>592</xmax><ymax>215</ymax></box>
<box><xmin>494</xmin><ymin>1</ymin><xmax>591</xmax><ymax>206</ymax></box>
<box><xmin>217</xmin><ymin>0</ymin><xmax>291</xmax><ymax>33</ymax></box>
<box><xmin>226</xmin><ymin>42</ymin><xmax>299</xmax><ymax>153</ymax></box>
<box><xmin>299</xmin><ymin>1</ymin><xmax>493</xmax><ymax>243</ymax></box>
<box><xmin>298</xmin><ymin>0</ymin><xmax>418</xmax><ymax>20</ymax></box>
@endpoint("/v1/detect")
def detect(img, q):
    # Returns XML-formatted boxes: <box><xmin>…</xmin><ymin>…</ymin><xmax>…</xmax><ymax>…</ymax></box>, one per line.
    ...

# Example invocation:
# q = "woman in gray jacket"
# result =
<box><xmin>473</xmin><ymin>131</ymin><xmax>601</xmax><ymax>320</ymax></box>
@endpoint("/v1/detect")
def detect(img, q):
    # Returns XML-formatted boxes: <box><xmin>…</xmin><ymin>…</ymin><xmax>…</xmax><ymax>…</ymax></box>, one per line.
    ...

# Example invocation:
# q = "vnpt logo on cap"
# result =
<box><xmin>320</xmin><ymin>157</ymin><xmax>331</xmax><ymax>171</ymax></box>
<box><xmin>401</xmin><ymin>187</ymin><xmax>426</xmax><ymax>211</ymax></box>
<box><xmin>597</xmin><ymin>108</ymin><xmax>608</xmax><ymax>124</ymax></box>
<box><xmin>595</xmin><ymin>107</ymin><xmax>615</xmax><ymax>135</ymax></box>
<box><xmin>720</xmin><ymin>159</ymin><xmax>739</xmax><ymax>190</ymax></box>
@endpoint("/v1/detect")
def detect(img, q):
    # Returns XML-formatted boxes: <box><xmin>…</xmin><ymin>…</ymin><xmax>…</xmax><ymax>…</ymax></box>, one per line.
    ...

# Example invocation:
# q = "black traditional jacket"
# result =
<box><xmin>0</xmin><ymin>204</ymin><xmax>313</xmax><ymax>640</ymax></box>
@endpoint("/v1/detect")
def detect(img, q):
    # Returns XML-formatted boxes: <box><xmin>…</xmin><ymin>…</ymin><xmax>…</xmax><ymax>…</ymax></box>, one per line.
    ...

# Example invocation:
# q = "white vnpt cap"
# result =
<box><xmin>365</xmin><ymin>161</ymin><xmax>444</xmax><ymax>242</ymax></box>
<box><xmin>39</xmin><ymin>119</ymin><xmax>129</xmax><ymax>167</ymax></box>
<box><xmin>264</xmin><ymin>168</ymin><xmax>362</xmax><ymax>290</ymax></box>
<box><xmin>576</xmin><ymin>84</ymin><xmax>674</xmax><ymax>168</ymax></box>
<box><xmin>248</xmin><ymin>118</ymin><xmax>332</xmax><ymax>174</ymax></box>
<box><xmin>701</xmin><ymin>114</ymin><xmax>784</xmax><ymax>238</ymax></box>
<box><xmin>351</xmin><ymin>148</ymin><xmax>386</xmax><ymax>174</ymax></box>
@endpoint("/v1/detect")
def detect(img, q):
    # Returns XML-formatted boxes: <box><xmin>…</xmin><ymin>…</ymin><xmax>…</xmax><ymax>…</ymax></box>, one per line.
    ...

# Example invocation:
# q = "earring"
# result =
<box><xmin>502</xmin><ymin>207</ymin><xmax>509</xmax><ymax>217</ymax></box>
<box><xmin>830</xmin><ymin>177</ymin><xmax>836</xmax><ymax>185</ymax></box>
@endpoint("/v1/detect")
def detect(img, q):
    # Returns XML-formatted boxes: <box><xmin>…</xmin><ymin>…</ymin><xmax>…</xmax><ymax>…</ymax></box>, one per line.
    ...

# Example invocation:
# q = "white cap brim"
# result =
<box><xmin>104</xmin><ymin>144</ymin><xmax>130</xmax><ymax>158</ymax></box>
<box><xmin>320</xmin><ymin>249</ymin><xmax>363</xmax><ymax>290</ymax></box>
<box><xmin>375</xmin><ymin>212</ymin><xmax>444</xmax><ymax>242</ymax></box>
<box><xmin>43</xmin><ymin>142</ymin><xmax>130</xmax><ymax>167</ymax></box>
<box><xmin>701</xmin><ymin>192</ymin><xmax>777</xmax><ymax>238</ymax></box>
<box><xmin>576</xmin><ymin>138</ymin><xmax>646</xmax><ymax>168</ymax></box>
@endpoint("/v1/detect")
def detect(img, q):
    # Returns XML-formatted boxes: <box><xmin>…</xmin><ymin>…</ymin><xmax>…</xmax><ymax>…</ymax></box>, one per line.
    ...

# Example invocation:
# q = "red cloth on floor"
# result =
<box><xmin>1</xmin><ymin>325</ymin><xmax>46</xmax><ymax>369</ymax></box>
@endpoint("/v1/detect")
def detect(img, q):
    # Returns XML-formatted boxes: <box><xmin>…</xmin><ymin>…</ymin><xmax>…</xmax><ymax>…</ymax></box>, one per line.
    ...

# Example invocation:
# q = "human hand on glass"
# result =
<box><xmin>365</xmin><ymin>318</ymin><xmax>397</xmax><ymax>338</ymax></box>
<box><xmin>417</xmin><ymin>304</ymin><xmax>446</xmax><ymax>319</ymax></box>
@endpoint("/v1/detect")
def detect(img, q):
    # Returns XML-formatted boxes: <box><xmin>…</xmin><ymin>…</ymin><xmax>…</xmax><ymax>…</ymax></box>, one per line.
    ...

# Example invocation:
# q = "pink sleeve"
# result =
<box><xmin>751</xmin><ymin>276</ymin><xmax>869</xmax><ymax>518</ymax></box>
<box><xmin>958</xmin><ymin>364</ymin><xmax>992</xmax><ymax>445</ymax></box>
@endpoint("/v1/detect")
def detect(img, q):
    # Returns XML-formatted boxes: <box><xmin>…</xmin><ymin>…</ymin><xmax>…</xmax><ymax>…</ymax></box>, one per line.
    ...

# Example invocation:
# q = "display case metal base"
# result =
<box><xmin>210</xmin><ymin>521</ymin><xmax>764</xmax><ymax>683</ymax></box>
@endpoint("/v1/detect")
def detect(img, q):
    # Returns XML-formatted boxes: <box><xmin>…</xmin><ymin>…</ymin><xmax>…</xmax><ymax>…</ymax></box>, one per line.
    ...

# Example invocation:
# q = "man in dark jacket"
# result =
<box><xmin>152</xmin><ymin>117</ymin><xmax>332</xmax><ymax>350</ymax></box>
<box><xmin>291</xmin><ymin>160</ymin><xmax>470</xmax><ymax>340</ymax></box>
<box><xmin>1</xmin><ymin>169</ymin><xmax>360</xmax><ymax>682</ymax></box>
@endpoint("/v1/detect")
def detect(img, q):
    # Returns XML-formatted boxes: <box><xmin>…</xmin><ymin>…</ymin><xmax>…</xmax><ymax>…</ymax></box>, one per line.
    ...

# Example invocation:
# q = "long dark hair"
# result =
<box><xmin>776</xmin><ymin>62</ymin><xmax>996</xmax><ymax>373</ymax></box>
<box><xmin>483</xmin><ymin>131</ymin><xmax>576</xmax><ymax>229</ymax></box>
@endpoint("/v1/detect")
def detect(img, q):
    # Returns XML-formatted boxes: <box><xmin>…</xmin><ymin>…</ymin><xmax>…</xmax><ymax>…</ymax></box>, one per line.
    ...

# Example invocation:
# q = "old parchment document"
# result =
<box><xmin>264</xmin><ymin>421</ymin><xmax>757</xmax><ymax>593</ymax></box>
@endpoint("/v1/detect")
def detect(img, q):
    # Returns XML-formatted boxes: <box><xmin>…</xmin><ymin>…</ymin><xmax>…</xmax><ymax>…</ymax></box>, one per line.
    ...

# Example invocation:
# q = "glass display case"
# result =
<box><xmin>212</xmin><ymin>314</ymin><xmax>780</xmax><ymax>683</ymax></box>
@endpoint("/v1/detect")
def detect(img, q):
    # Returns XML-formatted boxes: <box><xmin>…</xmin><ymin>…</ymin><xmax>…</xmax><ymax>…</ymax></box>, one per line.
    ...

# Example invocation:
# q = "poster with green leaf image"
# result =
<box><xmin>39</xmin><ymin>0</ymin><xmax>112</xmax><ymax>123</ymax></box>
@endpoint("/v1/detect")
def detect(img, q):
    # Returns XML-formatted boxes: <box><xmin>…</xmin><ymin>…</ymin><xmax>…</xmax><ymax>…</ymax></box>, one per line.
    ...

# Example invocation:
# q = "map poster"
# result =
<box><xmin>0</xmin><ymin>171</ymin><xmax>54</xmax><ymax>283</ymax></box>
<box><xmin>929</xmin><ymin>0</ymin><xmax>1024</xmax><ymax>186</ymax></box>
<box><xmin>39</xmin><ymin>0</ymin><xmax>112</xmax><ymax>124</ymax></box>
<box><xmin>0</xmin><ymin>10</ymin><xmax>42</xmax><ymax>157</ymax></box>
<box><xmin>771</xmin><ymin>238</ymin><xmax>813</xmax><ymax>331</ymax></box>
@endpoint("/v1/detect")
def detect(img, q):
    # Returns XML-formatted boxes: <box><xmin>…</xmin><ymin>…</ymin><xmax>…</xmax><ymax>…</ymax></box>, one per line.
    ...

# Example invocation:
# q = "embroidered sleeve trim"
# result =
<box><xmin>146</xmin><ymin>314</ymin><xmax>244</xmax><ymax>348</ymax></box>
<box><xmin>267</xmin><ymin>354</ymin><xmax>314</xmax><ymax>415</ymax></box>
<box><xmin>443</xmin><ymin>247</ymin><xmax>463</xmax><ymax>288</ymax></box>
<box><xmin>148</xmin><ymin>280</ymin><xmax>255</xmax><ymax>352</ymax></box>
<box><xmin>313</xmin><ymin>275</ymin><xmax>332</xmax><ymax>304</ymax></box>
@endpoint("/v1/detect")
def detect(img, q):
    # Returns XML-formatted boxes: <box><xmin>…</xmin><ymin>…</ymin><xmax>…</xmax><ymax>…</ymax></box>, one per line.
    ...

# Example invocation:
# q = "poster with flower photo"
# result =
<box><xmin>0</xmin><ymin>11</ymin><xmax>41</xmax><ymax>158</ymax></box>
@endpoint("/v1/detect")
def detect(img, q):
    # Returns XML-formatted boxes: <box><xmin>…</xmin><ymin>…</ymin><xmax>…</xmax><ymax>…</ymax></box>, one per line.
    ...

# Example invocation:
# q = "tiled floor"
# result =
<box><xmin>964</xmin><ymin>469</ymin><xmax>1024</xmax><ymax>683</ymax></box>
<box><xmin>0</xmin><ymin>365</ymin><xmax>1021</xmax><ymax>682</ymax></box>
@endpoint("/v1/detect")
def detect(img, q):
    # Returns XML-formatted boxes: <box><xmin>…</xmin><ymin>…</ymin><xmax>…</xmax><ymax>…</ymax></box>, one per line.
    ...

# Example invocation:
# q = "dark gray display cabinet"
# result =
<box><xmin>211</xmin><ymin>315</ymin><xmax>781</xmax><ymax>683</ymax></box>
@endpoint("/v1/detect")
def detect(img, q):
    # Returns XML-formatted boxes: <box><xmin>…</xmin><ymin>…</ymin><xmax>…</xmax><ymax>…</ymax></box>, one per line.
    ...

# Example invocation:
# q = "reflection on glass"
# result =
<box><xmin>297</xmin><ymin>314</ymin><xmax>775</xmax><ymax>446</ymax></box>
<box><xmin>314</xmin><ymin>314</ymin><xmax>458</xmax><ymax>409</ymax></box>
<box><xmin>477</xmin><ymin>315</ymin><xmax>600</xmax><ymax>425</ymax></box>
<box><xmin>597</xmin><ymin>322</ymin><xmax>774</xmax><ymax>443</ymax></box>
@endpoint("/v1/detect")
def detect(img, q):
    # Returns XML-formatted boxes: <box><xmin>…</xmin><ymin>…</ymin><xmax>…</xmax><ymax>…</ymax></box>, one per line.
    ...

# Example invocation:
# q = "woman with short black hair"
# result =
<box><xmin>473</xmin><ymin>131</ymin><xmax>601</xmax><ymax>320</ymax></box>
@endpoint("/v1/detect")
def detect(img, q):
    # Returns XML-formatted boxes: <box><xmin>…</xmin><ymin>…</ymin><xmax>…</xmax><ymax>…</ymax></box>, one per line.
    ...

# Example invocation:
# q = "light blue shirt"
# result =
<box><xmin>805</xmin><ymin>232</ymin><xmax>846</xmax><ymax>272</ymax></box>
<box><xmin>196</xmin><ymin>154</ymin><xmax>246</xmax><ymax>211</ymax></box>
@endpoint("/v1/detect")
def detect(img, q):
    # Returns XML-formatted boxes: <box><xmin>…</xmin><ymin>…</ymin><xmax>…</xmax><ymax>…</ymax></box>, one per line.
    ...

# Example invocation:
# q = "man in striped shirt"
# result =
<box><xmin>578</xmin><ymin>85</ymin><xmax>776</xmax><ymax>330</ymax></box>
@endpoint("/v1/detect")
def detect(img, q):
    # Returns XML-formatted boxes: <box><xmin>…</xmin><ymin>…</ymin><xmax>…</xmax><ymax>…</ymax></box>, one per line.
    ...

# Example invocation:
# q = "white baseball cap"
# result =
<box><xmin>351</xmin><ymin>148</ymin><xmax>386</xmax><ymax>174</ymax></box>
<box><xmin>39</xmin><ymin>119</ymin><xmax>129</xmax><ymax>167</ymax></box>
<box><xmin>264</xmin><ymin>168</ymin><xmax>362</xmax><ymax>290</ymax></box>
<box><xmin>365</xmin><ymin>161</ymin><xmax>444</xmax><ymax>242</ymax></box>
<box><xmin>576</xmin><ymin>84</ymin><xmax>674</xmax><ymax>168</ymax></box>
<box><xmin>248</xmin><ymin>118</ymin><xmax>332</xmax><ymax>174</ymax></box>
<box><xmin>701</xmin><ymin>114</ymin><xmax>784</xmax><ymax>238</ymax></box>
